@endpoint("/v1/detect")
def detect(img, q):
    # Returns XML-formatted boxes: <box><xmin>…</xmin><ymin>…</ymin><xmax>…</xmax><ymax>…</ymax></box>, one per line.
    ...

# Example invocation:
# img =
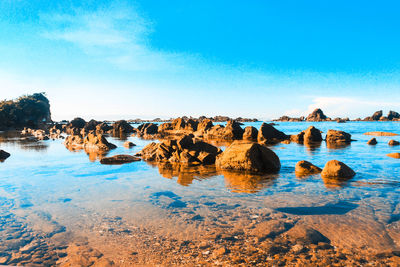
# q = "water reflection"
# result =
<box><xmin>322</xmin><ymin>176</ymin><xmax>352</xmax><ymax>189</ymax></box>
<box><xmin>65</xmin><ymin>146</ymin><xmax>109</xmax><ymax>162</ymax></box>
<box><xmin>222</xmin><ymin>170</ymin><xmax>277</xmax><ymax>193</ymax></box>
<box><xmin>326</xmin><ymin>142</ymin><xmax>351</xmax><ymax>150</ymax></box>
<box><xmin>0</xmin><ymin>131</ymin><xmax>49</xmax><ymax>152</ymax></box>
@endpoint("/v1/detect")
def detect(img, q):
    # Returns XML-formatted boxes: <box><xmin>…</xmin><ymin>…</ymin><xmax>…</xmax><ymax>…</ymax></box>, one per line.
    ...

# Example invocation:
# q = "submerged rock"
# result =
<box><xmin>325</xmin><ymin>130</ymin><xmax>352</xmax><ymax>143</ymax></box>
<box><xmin>387</xmin><ymin>153</ymin><xmax>400</xmax><ymax>159</ymax></box>
<box><xmin>295</xmin><ymin>161</ymin><xmax>322</xmax><ymax>176</ymax></box>
<box><xmin>100</xmin><ymin>155</ymin><xmax>141</xmax><ymax>165</ymax></box>
<box><xmin>0</xmin><ymin>150</ymin><xmax>10</xmax><ymax>161</ymax></box>
<box><xmin>367</xmin><ymin>138</ymin><xmax>377</xmax><ymax>145</ymax></box>
<box><xmin>364</xmin><ymin>131</ymin><xmax>398</xmax><ymax>136</ymax></box>
<box><xmin>321</xmin><ymin>160</ymin><xmax>356</xmax><ymax>179</ymax></box>
<box><xmin>216</xmin><ymin>141</ymin><xmax>280</xmax><ymax>173</ymax></box>
<box><xmin>257</xmin><ymin>123</ymin><xmax>288</xmax><ymax>144</ymax></box>
<box><xmin>388</xmin><ymin>140</ymin><xmax>400</xmax><ymax>146</ymax></box>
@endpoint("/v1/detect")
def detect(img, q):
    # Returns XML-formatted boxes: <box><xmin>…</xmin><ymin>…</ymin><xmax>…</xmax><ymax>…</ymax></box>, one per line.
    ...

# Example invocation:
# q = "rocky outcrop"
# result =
<box><xmin>325</xmin><ymin>130</ymin><xmax>352</xmax><ymax>143</ymax></box>
<box><xmin>295</xmin><ymin>161</ymin><xmax>322</xmax><ymax>176</ymax></box>
<box><xmin>321</xmin><ymin>160</ymin><xmax>356</xmax><ymax>179</ymax></box>
<box><xmin>367</xmin><ymin>138</ymin><xmax>377</xmax><ymax>145</ymax></box>
<box><xmin>215</xmin><ymin>141</ymin><xmax>280</xmax><ymax>173</ymax></box>
<box><xmin>95</xmin><ymin>123</ymin><xmax>113</xmax><ymax>134</ymax></box>
<box><xmin>136</xmin><ymin>134</ymin><xmax>221</xmax><ymax>165</ymax></box>
<box><xmin>158</xmin><ymin>118</ymin><xmax>198</xmax><ymax>136</ymax></box>
<box><xmin>365</xmin><ymin>110</ymin><xmax>383</xmax><ymax>121</ymax></box>
<box><xmin>243</xmin><ymin>126</ymin><xmax>258</xmax><ymax>141</ymax></box>
<box><xmin>137</xmin><ymin>123</ymin><xmax>158</xmax><ymax>136</ymax></box>
<box><xmin>388</xmin><ymin>140</ymin><xmax>400</xmax><ymax>146</ymax></box>
<box><xmin>257</xmin><ymin>123</ymin><xmax>288</xmax><ymax>144</ymax></box>
<box><xmin>0</xmin><ymin>93</ymin><xmax>52</xmax><ymax>130</ymax></box>
<box><xmin>113</xmin><ymin>120</ymin><xmax>133</xmax><ymax>133</ymax></box>
<box><xmin>83</xmin><ymin>120</ymin><xmax>101</xmax><ymax>132</ymax></box>
<box><xmin>68</xmin><ymin>117</ymin><xmax>86</xmax><ymax>129</ymax></box>
<box><xmin>387</xmin><ymin>153</ymin><xmax>400</xmax><ymax>159</ymax></box>
<box><xmin>364</xmin><ymin>110</ymin><xmax>400</xmax><ymax>121</ymax></box>
<box><xmin>306</xmin><ymin>109</ymin><xmax>328</xmax><ymax>122</ymax></box>
<box><xmin>100</xmin><ymin>155</ymin><xmax>141</xmax><ymax>165</ymax></box>
<box><xmin>0</xmin><ymin>150</ymin><xmax>10</xmax><ymax>161</ymax></box>
<box><xmin>274</xmin><ymin>116</ymin><xmax>304</xmax><ymax>122</ymax></box>
<box><xmin>388</xmin><ymin>110</ymin><xmax>400</xmax><ymax>120</ymax></box>
<box><xmin>64</xmin><ymin>134</ymin><xmax>116</xmax><ymax>152</ymax></box>
<box><xmin>205</xmin><ymin>121</ymin><xmax>244</xmax><ymax>140</ymax></box>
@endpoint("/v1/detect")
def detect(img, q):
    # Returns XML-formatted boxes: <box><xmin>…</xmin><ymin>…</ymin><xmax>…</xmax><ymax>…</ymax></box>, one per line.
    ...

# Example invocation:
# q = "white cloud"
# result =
<box><xmin>285</xmin><ymin>96</ymin><xmax>400</xmax><ymax>119</ymax></box>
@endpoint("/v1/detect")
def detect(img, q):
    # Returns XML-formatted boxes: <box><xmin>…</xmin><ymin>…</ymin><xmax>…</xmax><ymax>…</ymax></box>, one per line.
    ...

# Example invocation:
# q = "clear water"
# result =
<box><xmin>0</xmin><ymin>121</ymin><xmax>399</xmax><ymax>264</ymax></box>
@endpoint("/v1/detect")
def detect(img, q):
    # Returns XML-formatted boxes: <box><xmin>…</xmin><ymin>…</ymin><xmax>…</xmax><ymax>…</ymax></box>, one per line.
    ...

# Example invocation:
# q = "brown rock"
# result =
<box><xmin>0</xmin><ymin>150</ymin><xmax>10</xmax><ymax>161</ymax></box>
<box><xmin>223</xmin><ymin>120</ymin><xmax>244</xmax><ymax>140</ymax></box>
<box><xmin>113</xmin><ymin>120</ymin><xmax>133</xmax><ymax>133</ymax></box>
<box><xmin>325</xmin><ymin>129</ymin><xmax>352</xmax><ymax>143</ymax></box>
<box><xmin>303</xmin><ymin>126</ymin><xmax>323</xmax><ymax>142</ymax></box>
<box><xmin>286</xmin><ymin>224</ymin><xmax>330</xmax><ymax>245</ymax></box>
<box><xmin>243</xmin><ymin>126</ymin><xmax>258</xmax><ymax>141</ymax></box>
<box><xmin>257</xmin><ymin>123</ymin><xmax>288</xmax><ymax>144</ymax></box>
<box><xmin>364</xmin><ymin>131</ymin><xmax>398</xmax><ymax>136</ymax></box>
<box><xmin>137</xmin><ymin>123</ymin><xmax>158</xmax><ymax>135</ymax></box>
<box><xmin>64</xmin><ymin>135</ymin><xmax>85</xmax><ymax>150</ymax></box>
<box><xmin>321</xmin><ymin>160</ymin><xmax>356</xmax><ymax>179</ymax></box>
<box><xmin>306</xmin><ymin>108</ymin><xmax>328</xmax><ymax>121</ymax></box>
<box><xmin>295</xmin><ymin>161</ymin><xmax>322</xmax><ymax>176</ymax></box>
<box><xmin>100</xmin><ymin>155</ymin><xmax>141</xmax><ymax>165</ymax></box>
<box><xmin>388</xmin><ymin>140</ymin><xmax>400</xmax><ymax>146</ymax></box>
<box><xmin>216</xmin><ymin>141</ymin><xmax>280</xmax><ymax>173</ymax></box>
<box><xmin>367</xmin><ymin>138</ymin><xmax>377</xmax><ymax>145</ymax></box>
<box><xmin>123</xmin><ymin>141</ymin><xmax>136</xmax><ymax>148</ymax></box>
<box><xmin>83</xmin><ymin>133</ymin><xmax>117</xmax><ymax>151</ymax></box>
<box><xmin>387</xmin><ymin>153</ymin><xmax>400</xmax><ymax>159</ymax></box>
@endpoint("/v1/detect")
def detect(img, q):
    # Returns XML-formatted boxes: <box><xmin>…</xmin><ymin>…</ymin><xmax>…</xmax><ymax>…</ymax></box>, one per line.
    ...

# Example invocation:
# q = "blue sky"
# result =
<box><xmin>0</xmin><ymin>0</ymin><xmax>399</xmax><ymax>120</ymax></box>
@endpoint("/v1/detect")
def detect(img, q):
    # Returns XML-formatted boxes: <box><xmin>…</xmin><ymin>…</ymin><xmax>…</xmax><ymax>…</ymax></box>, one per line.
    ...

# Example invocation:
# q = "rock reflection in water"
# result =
<box><xmin>322</xmin><ymin>176</ymin><xmax>352</xmax><ymax>189</ymax></box>
<box><xmin>326</xmin><ymin>142</ymin><xmax>351</xmax><ymax>150</ymax></box>
<box><xmin>147</xmin><ymin>162</ymin><xmax>218</xmax><ymax>186</ymax></box>
<box><xmin>0</xmin><ymin>131</ymin><xmax>49</xmax><ymax>152</ymax></box>
<box><xmin>222</xmin><ymin>170</ymin><xmax>277</xmax><ymax>193</ymax></box>
<box><xmin>65</xmin><ymin>146</ymin><xmax>109</xmax><ymax>162</ymax></box>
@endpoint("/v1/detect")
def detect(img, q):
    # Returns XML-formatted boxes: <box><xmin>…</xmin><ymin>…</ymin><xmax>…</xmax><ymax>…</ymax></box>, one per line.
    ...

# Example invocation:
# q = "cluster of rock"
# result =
<box><xmin>295</xmin><ymin>160</ymin><xmax>355</xmax><ymax>180</ymax></box>
<box><xmin>274</xmin><ymin>109</ymin><xmax>349</xmax><ymax>123</ymax></box>
<box><xmin>21</xmin><ymin>126</ymin><xmax>64</xmax><ymax>140</ymax></box>
<box><xmin>64</xmin><ymin>133</ymin><xmax>116</xmax><ymax>152</ymax></box>
<box><xmin>364</xmin><ymin>110</ymin><xmax>400</xmax><ymax>121</ymax></box>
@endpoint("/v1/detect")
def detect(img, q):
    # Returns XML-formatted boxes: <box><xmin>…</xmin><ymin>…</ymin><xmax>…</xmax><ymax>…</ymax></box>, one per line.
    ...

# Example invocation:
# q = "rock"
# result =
<box><xmin>364</xmin><ymin>131</ymin><xmax>398</xmax><ymax>136</ymax></box>
<box><xmin>295</xmin><ymin>161</ymin><xmax>322</xmax><ymax>176</ymax></box>
<box><xmin>95</xmin><ymin>123</ymin><xmax>113</xmax><ymax>134</ymax></box>
<box><xmin>216</xmin><ymin>141</ymin><xmax>280</xmax><ymax>173</ymax></box>
<box><xmin>68</xmin><ymin>117</ymin><xmax>86</xmax><ymax>129</ymax></box>
<box><xmin>388</xmin><ymin>110</ymin><xmax>400</xmax><ymax>120</ymax></box>
<box><xmin>257</xmin><ymin>123</ymin><xmax>288</xmax><ymax>144</ymax></box>
<box><xmin>303</xmin><ymin>126</ymin><xmax>323</xmax><ymax>142</ymax></box>
<box><xmin>306</xmin><ymin>108</ymin><xmax>328</xmax><ymax>121</ymax></box>
<box><xmin>387</xmin><ymin>153</ymin><xmax>400</xmax><ymax>159</ymax></box>
<box><xmin>243</xmin><ymin>126</ymin><xmax>258</xmax><ymax>141</ymax></box>
<box><xmin>325</xmin><ymin>129</ymin><xmax>352</xmax><ymax>143</ymax></box>
<box><xmin>388</xmin><ymin>140</ymin><xmax>400</xmax><ymax>146</ymax></box>
<box><xmin>137</xmin><ymin>135</ymin><xmax>221</xmax><ymax>165</ymax></box>
<box><xmin>100</xmin><ymin>155</ymin><xmax>141</xmax><ymax>165</ymax></box>
<box><xmin>113</xmin><ymin>120</ymin><xmax>133</xmax><ymax>133</ymax></box>
<box><xmin>321</xmin><ymin>160</ymin><xmax>356</xmax><ymax>179</ymax></box>
<box><xmin>83</xmin><ymin>119</ymin><xmax>101</xmax><ymax>132</ymax></box>
<box><xmin>371</xmin><ymin>110</ymin><xmax>383</xmax><ymax>121</ymax></box>
<box><xmin>64</xmin><ymin>135</ymin><xmax>85</xmax><ymax>150</ymax></box>
<box><xmin>137</xmin><ymin>123</ymin><xmax>158</xmax><ymax>135</ymax></box>
<box><xmin>196</xmin><ymin>119</ymin><xmax>213</xmax><ymax>135</ymax></box>
<box><xmin>123</xmin><ymin>141</ymin><xmax>136</xmax><ymax>148</ymax></box>
<box><xmin>367</xmin><ymin>138</ymin><xmax>377</xmax><ymax>145</ymax></box>
<box><xmin>0</xmin><ymin>150</ymin><xmax>10</xmax><ymax>161</ymax></box>
<box><xmin>83</xmin><ymin>133</ymin><xmax>117</xmax><ymax>151</ymax></box>
<box><xmin>223</xmin><ymin>120</ymin><xmax>244</xmax><ymax>140</ymax></box>
<box><xmin>286</xmin><ymin>224</ymin><xmax>330</xmax><ymax>245</ymax></box>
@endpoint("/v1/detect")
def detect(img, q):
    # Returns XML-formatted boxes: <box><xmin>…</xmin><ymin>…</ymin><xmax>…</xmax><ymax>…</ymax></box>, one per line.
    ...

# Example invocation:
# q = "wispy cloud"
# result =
<box><xmin>41</xmin><ymin>3</ymin><xmax>186</xmax><ymax>71</ymax></box>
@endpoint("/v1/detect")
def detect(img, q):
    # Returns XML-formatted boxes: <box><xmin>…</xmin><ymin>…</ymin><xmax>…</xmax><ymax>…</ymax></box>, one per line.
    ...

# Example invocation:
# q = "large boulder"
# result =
<box><xmin>68</xmin><ymin>117</ymin><xmax>86</xmax><ymax>129</ymax></box>
<box><xmin>216</xmin><ymin>141</ymin><xmax>280</xmax><ymax>173</ymax></box>
<box><xmin>136</xmin><ymin>135</ymin><xmax>221</xmax><ymax>165</ymax></box>
<box><xmin>388</xmin><ymin>110</ymin><xmax>400</xmax><ymax>121</ymax></box>
<box><xmin>83</xmin><ymin>119</ymin><xmax>101</xmax><ymax>132</ymax></box>
<box><xmin>113</xmin><ymin>120</ymin><xmax>133</xmax><ymax>133</ymax></box>
<box><xmin>64</xmin><ymin>135</ymin><xmax>85</xmax><ymax>150</ymax></box>
<box><xmin>306</xmin><ymin>108</ymin><xmax>328</xmax><ymax>122</ymax></box>
<box><xmin>95</xmin><ymin>122</ymin><xmax>113</xmax><ymax>134</ymax></box>
<box><xmin>325</xmin><ymin>130</ymin><xmax>352</xmax><ymax>143</ymax></box>
<box><xmin>371</xmin><ymin>110</ymin><xmax>383</xmax><ymax>121</ymax></box>
<box><xmin>100</xmin><ymin>155</ymin><xmax>141</xmax><ymax>165</ymax></box>
<box><xmin>321</xmin><ymin>160</ymin><xmax>356</xmax><ymax>179</ymax></box>
<box><xmin>196</xmin><ymin>119</ymin><xmax>213</xmax><ymax>134</ymax></box>
<box><xmin>0</xmin><ymin>150</ymin><xmax>10</xmax><ymax>161</ymax></box>
<box><xmin>295</xmin><ymin>160</ymin><xmax>322</xmax><ymax>176</ymax></box>
<box><xmin>303</xmin><ymin>126</ymin><xmax>323</xmax><ymax>142</ymax></box>
<box><xmin>223</xmin><ymin>120</ymin><xmax>244</xmax><ymax>140</ymax></box>
<box><xmin>257</xmin><ymin>123</ymin><xmax>288</xmax><ymax>144</ymax></box>
<box><xmin>243</xmin><ymin>126</ymin><xmax>258</xmax><ymax>141</ymax></box>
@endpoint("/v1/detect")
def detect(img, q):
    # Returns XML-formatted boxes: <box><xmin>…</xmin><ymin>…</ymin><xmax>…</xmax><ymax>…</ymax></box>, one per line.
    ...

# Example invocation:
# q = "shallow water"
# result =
<box><xmin>0</xmin><ymin>121</ymin><xmax>399</xmax><ymax>265</ymax></box>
